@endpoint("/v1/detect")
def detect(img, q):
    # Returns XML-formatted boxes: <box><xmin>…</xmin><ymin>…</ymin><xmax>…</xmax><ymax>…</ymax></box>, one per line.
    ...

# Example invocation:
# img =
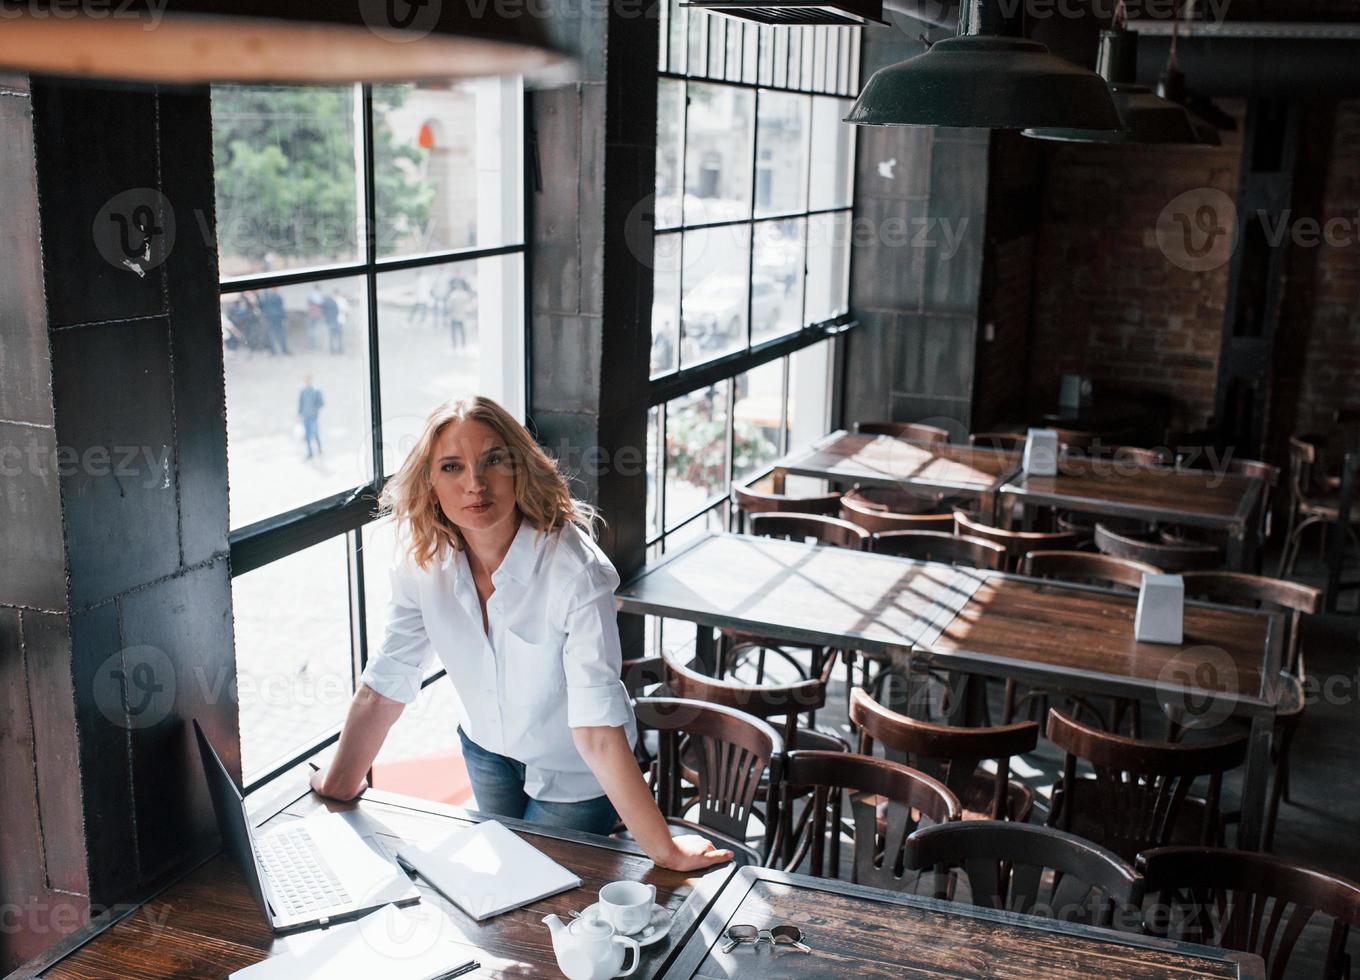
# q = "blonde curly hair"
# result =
<box><xmin>379</xmin><ymin>396</ymin><xmax>598</xmax><ymax>570</ymax></box>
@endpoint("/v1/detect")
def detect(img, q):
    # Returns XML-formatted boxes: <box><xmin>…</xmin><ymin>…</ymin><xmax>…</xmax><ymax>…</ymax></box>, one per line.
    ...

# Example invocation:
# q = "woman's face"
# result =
<box><xmin>429</xmin><ymin>419</ymin><xmax>519</xmax><ymax>537</ymax></box>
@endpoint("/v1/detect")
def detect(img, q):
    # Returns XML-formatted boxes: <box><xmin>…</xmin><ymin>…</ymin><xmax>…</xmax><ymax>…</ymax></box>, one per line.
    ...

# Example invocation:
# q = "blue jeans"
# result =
<box><xmin>302</xmin><ymin>416</ymin><xmax>322</xmax><ymax>458</ymax></box>
<box><xmin>457</xmin><ymin>728</ymin><xmax>619</xmax><ymax>837</ymax></box>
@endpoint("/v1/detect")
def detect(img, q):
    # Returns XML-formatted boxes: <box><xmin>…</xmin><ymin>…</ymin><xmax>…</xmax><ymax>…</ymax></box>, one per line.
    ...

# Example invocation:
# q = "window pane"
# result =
<box><xmin>742</xmin><ymin>24</ymin><xmax>758</xmax><ymax>83</ymax></box>
<box><xmin>667</xmin><ymin>0</ymin><xmax>688</xmax><ymax>74</ymax></box>
<box><xmin>646</xmin><ymin>405</ymin><xmax>663</xmax><ymax>541</ymax></box>
<box><xmin>684</xmin><ymin>83</ymin><xmax>754</xmax><ymax>226</ymax></box>
<box><xmin>809</xmin><ymin>97</ymin><xmax>855</xmax><ymax>211</ymax></box>
<box><xmin>787</xmin><ymin>339</ymin><xmax>832</xmax><ymax>455</ymax></box>
<box><xmin>652</xmin><ymin>233</ymin><xmax>681</xmax><ymax>377</ymax></box>
<box><xmin>370</xmin><ymin>681</ymin><xmax>465</xmax><ymax>802</ymax></box>
<box><xmin>733</xmin><ymin>360</ymin><xmax>785</xmax><ymax>483</ymax></box>
<box><xmin>665</xmin><ymin>381</ymin><xmax>730</xmax><ymax>527</ymax></box>
<box><xmin>212</xmin><ymin>85</ymin><xmax>360</xmax><ymax>278</ymax></box>
<box><xmin>805</xmin><ymin>211</ymin><xmax>851</xmax><ymax>324</ymax></box>
<box><xmin>752</xmin><ymin>218</ymin><xmax>806</xmax><ymax>344</ymax></box>
<box><xmin>233</xmin><ymin>534</ymin><xmax>352</xmax><ymax>779</ymax></box>
<box><xmin>222</xmin><ymin>276</ymin><xmax>371</xmax><ymax>530</ymax></box>
<box><xmin>656</xmin><ymin>80</ymin><xmax>686</xmax><ymax>231</ymax></box>
<box><xmin>373</xmin><ymin>78</ymin><xmax>522</xmax><ymax>259</ymax></box>
<box><xmin>375</xmin><ymin>254</ymin><xmax>525</xmax><ymax>476</ymax></box>
<box><xmin>682</xmin><ymin>224</ymin><xmax>751</xmax><ymax>366</ymax></box>
<box><xmin>787</xmin><ymin>31</ymin><xmax>803</xmax><ymax>91</ymax></box>
<box><xmin>362</xmin><ymin>517</ymin><xmax>442</xmax><ymax>684</ymax></box>
<box><xmin>755</xmin><ymin>92</ymin><xmax>810</xmax><ymax>218</ymax></box>
<box><xmin>773</xmin><ymin>28</ymin><xmax>789</xmax><ymax>88</ymax></box>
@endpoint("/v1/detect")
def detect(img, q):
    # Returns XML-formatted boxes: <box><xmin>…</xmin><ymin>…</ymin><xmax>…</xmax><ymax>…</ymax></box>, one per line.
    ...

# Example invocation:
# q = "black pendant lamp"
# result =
<box><xmin>843</xmin><ymin>0</ymin><xmax>1122</xmax><ymax>131</ymax></box>
<box><xmin>0</xmin><ymin>0</ymin><xmax>566</xmax><ymax>84</ymax></box>
<box><xmin>1024</xmin><ymin>26</ymin><xmax>1211</xmax><ymax>144</ymax></box>
<box><xmin>1157</xmin><ymin>65</ymin><xmax>1224</xmax><ymax>147</ymax></box>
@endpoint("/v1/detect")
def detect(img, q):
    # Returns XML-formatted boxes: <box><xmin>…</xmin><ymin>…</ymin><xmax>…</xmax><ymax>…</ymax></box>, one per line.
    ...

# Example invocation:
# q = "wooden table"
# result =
<box><xmin>653</xmin><ymin>865</ymin><xmax>1263</xmax><ymax>978</ymax></box>
<box><xmin>23</xmin><ymin>786</ymin><xmax>733</xmax><ymax>979</ymax></box>
<box><xmin>773</xmin><ymin>431</ymin><xmax>1018</xmax><ymax>503</ymax></box>
<box><xmin>998</xmin><ymin>456</ymin><xmax>1266</xmax><ymax>569</ymax></box>
<box><xmin>615</xmin><ymin>533</ymin><xmax>1283</xmax><ymax>850</ymax></box>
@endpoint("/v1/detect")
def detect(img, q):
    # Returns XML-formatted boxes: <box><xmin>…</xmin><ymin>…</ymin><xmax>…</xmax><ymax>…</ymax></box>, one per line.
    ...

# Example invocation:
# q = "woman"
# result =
<box><xmin>310</xmin><ymin>396</ymin><xmax>731</xmax><ymax>873</ymax></box>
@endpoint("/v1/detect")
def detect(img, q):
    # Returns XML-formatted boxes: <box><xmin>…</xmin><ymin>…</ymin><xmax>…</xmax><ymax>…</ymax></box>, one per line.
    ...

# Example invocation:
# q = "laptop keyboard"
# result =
<box><xmin>255</xmin><ymin>824</ymin><xmax>353</xmax><ymax>919</ymax></box>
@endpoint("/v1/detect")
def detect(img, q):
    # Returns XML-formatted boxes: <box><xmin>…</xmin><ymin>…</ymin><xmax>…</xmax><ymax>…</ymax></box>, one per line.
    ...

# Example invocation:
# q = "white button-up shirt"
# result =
<box><xmin>360</xmin><ymin>521</ymin><xmax>637</xmax><ymax>803</ymax></box>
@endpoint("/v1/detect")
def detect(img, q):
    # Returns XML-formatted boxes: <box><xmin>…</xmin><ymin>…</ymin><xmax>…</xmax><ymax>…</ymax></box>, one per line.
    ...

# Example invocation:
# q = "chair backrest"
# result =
<box><xmin>749</xmin><ymin>512</ymin><xmax>871</xmax><ymax>550</ymax></box>
<box><xmin>633</xmin><ymin>697</ymin><xmax>783</xmax><ymax>847</ymax></box>
<box><xmin>873</xmin><ymin>530</ymin><xmax>1006</xmax><ymax>570</ymax></box>
<box><xmin>904</xmin><ymin>821</ymin><xmax>1143</xmax><ymax>929</ymax></box>
<box><xmin>732</xmin><ymin>483</ymin><xmax>841</xmax><ymax>517</ymax></box>
<box><xmin>1287</xmin><ymin>435</ymin><xmax>1322</xmax><ymax>503</ymax></box>
<box><xmin>969</xmin><ymin>431</ymin><xmax>1027</xmax><ymax>452</ymax></box>
<box><xmin>1047</xmin><ymin>426</ymin><xmax>1105</xmax><ymax>453</ymax></box>
<box><xmin>1139</xmin><ymin>846</ymin><xmax>1360</xmax><ymax>980</ymax></box>
<box><xmin>661</xmin><ymin>649</ymin><xmax>833</xmax><ymax>750</ymax></box>
<box><xmin>1111</xmin><ymin>445</ymin><xmax>1171</xmax><ymax>467</ymax></box>
<box><xmin>850</xmin><ymin>688</ymin><xmax>1036</xmax><ymax>820</ymax></box>
<box><xmin>844</xmin><ymin>485</ymin><xmax>944</xmax><ymax>515</ymax></box>
<box><xmin>1094</xmin><ymin>522</ymin><xmax>1222</xmax><ymax>573</ymax></box>
<box><xmin>1179</xmin><ymin>572</ymin><xmax>1322</xmax><ymax>674</ymax></box>
<box><xmin>782</xmin><ymin>750</ymin><xmax>960</xmax><ymax>892</ymax></box>
<box><xmin>841</xmin><ymin>494</ymin><xmax>956</xmax><ymax>535</ymax></box>
<box><xmin>1022</xmin><ymin>549</ymin><xmax>1163</xmax><ymax>591</ymax></box>
<box><xmin>856</xmin><ymin>421</ymin><xmax>951</xmax><ymax>444</ymax></box>
<box><xmin>1046</xmin><ymin>709</ymin><xmax>1247</xmax><ymax>861</ymax></box>
<box><xmin>953</xmin><ymin>510</ymin><xmax>1078</xmax><ymax>570</ymax></box>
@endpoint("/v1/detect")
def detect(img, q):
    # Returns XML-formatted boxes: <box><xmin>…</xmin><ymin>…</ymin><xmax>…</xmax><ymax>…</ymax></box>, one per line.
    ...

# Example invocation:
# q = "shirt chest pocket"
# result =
<box><xmin>500</xmin><ymin>628</ymin><xmax>567</xmax><ymax>708</ymax></box>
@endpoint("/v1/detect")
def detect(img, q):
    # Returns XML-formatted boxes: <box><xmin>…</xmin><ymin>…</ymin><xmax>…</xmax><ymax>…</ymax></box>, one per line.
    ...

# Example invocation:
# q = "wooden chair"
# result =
<box><xmin>904</xmin><ymin>821</ymin><xmax>1143</xmax><ymax>929</ymax></box>
<box><xmin>1110</xmin><ymin>445</ymin><xmax>1171</xmax><ymax>467</ymax></box>
<box><xmin>855</xmin><ymin>420</ymin><xmax>951</xmax><ymax>444</ymax></box>
<box><xmin>873</xmin><ymin>530</ymin><xmax>1006</xmax><ymax>570</ymax></box>
<box><xmin>1139</xmin><ymin>847</ymin><xmax>1360</xmax><ymax>980</ymax></box>
<box><xmin>841</xmin><ymin>494</ymin><xmax>956</xmax><ymax>534</ymax></box>
<box><xmin>850</xmin><ymin>688</ymin><xmax>1037</xmax><ymax>822</ymax></box>
<box><xmin>953</xmin><ymin>510</ymin><xmax>1078</xmax><ymax>572</ymax></box>
<box><xmin>1094</xmin><ymin>522</ymin><xmax>1222</xmax><ymax>573</ymax></box>
<box><xmin>1046</xmin><ymin>709</ymin><xmax>1248</xmax><ymax>863</ymax></box>
<box><xmin>1279</xmin><ymin>435</ymin><xmax>1360</xmax><ymax>577</ymax></box>
<box><xmin>749</xmin><ymin>512</ymin><xmax>871</xmax><ymax>550</ymax></box>
<box><xmin>844</xmin><ymin>484</ymin><xmax>947</xmax><ymax>516</ymax></box>
<box><xmin>1021</xmin><ymin>549</ymin><xmax>1163</xmax><ymax>591</ymax></box>
<box><xmin>969</xmin><ymin>431</ymin><xmax>1027</xmax><ymax>452</ymax></box>
<box><xmin>629</xmin><ymin>697</ymin><xmax>783</xmax><ymax>866</ymax></box>
<box><xmin>732</xmin><ymin>483</ymin><xmax>840</xmax><ymax>534</ymax></box>
<box><xmin>1179</xmin><ymin>572</ymin><xmax>1322</xmax><ymax>851</ymax></box>
<box><xmin>780</xmin><ymin>749</ymin><xmax>960</xmax><ymax>892</ymax></box>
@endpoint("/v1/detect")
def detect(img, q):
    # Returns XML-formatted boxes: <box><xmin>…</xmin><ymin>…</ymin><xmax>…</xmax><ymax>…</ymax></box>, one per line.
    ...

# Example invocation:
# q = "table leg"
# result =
<box><xmin>694</xmin><ymin>626</ymin><xmax>718</xmax><ymax>677</ymax></box>
<box><xmin>1237</xmin><ymin>711</ymin><xmax>1274</xmax><ymax>851</ymax></box>
<box><xmin>887</xmin><ymin>647</ymin><xmax>927</xmax><ymax>719</ymax></box>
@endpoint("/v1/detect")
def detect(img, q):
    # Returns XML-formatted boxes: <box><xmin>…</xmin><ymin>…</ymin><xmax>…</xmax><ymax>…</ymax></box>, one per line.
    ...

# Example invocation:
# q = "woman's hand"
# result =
<box><xmin>309</xmin><ymin>765</ymin><xmax>368</xmax><ymax>803</ymax></box>
<box><xmin>651</xmin><ymin>834</ymin><xmax>734</xmax><ymax>873</ymax></box>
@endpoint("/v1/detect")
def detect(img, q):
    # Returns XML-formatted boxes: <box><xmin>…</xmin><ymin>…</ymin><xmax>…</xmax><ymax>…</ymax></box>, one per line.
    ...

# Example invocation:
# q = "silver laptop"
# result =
<box><xmin>194</xmin><ymin>720</ymin><xmax>420</xmax><ymax>932</ymax></box>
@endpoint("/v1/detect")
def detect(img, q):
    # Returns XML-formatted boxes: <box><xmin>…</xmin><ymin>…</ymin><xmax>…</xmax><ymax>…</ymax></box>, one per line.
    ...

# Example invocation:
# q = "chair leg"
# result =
<box><xmin>1002</xmin><ymin>680</ymin><xmax>1018</xmax><ymax>725</ymax></box>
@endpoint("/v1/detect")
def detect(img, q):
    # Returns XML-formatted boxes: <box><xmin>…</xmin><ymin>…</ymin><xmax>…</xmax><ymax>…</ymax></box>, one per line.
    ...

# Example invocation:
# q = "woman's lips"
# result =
<box><xmin>465</xmin><ymin>500</ymin><xmax>492</xmax><ymax>513</ymax></box>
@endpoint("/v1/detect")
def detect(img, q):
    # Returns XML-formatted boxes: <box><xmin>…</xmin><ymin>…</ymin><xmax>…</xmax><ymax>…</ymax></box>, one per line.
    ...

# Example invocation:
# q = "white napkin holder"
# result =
<box><xmin>1135</xmin><ymin>573</ymin><xmax>1184</xmax><ymax>645</ymax></box>
<box><xmin>1022</xmin><ymin>428</ymin><xmax>1059</xmax><ymax>476</ymax></box>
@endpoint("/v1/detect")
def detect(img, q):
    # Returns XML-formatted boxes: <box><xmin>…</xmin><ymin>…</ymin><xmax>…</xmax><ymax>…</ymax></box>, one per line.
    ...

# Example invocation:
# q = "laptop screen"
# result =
<box><xmin>193</xmin><ymin>720</ymin><xmax>273</xmax><ymax>926</ymax></box>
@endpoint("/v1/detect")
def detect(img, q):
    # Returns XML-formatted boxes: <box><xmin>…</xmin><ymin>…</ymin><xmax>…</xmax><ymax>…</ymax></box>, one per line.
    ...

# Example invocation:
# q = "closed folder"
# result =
<box><xmin>396</xmin><ymin>820</ymin><xmax>582</xmax><ymax>921</ymax></box>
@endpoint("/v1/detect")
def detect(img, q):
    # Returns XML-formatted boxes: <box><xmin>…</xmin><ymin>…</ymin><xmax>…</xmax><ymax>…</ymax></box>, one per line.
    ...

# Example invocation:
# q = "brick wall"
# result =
<box><xmin>1027</xmin><ymin>116</ymin><xmax>1244</xmax><ymax>433</ymax></box>
<box><xmin>1295</xmin><ymin>98</ymin><xmax>1360</xmax><ymax>437</ymax></box>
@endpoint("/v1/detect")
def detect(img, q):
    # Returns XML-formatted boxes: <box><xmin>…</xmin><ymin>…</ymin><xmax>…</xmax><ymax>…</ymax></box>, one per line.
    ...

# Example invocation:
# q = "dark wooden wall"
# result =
<box><xmin>0</xmin><ymin>77</ymin><xmax>237</xmax><ymax>972</ymax></box>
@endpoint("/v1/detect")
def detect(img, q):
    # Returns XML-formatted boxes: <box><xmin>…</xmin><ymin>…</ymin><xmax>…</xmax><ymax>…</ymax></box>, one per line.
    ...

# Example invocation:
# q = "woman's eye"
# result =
<box><xmin>441</xmin><ymin>462</ymin><xmax>461</xmax><ymax>473</ymax></box>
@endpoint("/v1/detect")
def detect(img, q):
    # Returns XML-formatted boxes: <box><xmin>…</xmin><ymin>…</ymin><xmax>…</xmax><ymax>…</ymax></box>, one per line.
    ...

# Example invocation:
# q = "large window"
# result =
<box><xmin>647</xmin><ymin>9</ymin><xmax>858</xmax><ymax>656</ymax></box>
<box><xmin>652</xmin><ymin>9</ymin><xmax>856</xmax><ymax>378</ymax></box>
<box><xmin>213</xmin><ymin>79</ymin><xmax>525</xmax><ymax>784</ymax></box>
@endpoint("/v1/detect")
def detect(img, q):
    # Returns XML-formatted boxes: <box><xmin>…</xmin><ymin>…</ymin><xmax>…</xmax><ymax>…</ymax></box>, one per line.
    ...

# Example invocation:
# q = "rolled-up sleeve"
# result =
<box><xmin>359</xmin><ymin>562</ymin><xmax>432</xmax><ymax>704</ymax></box>
<box><xmin>561</xmin><ymin>562</ymin><xmax>633</xmax><ymax>730</ymax></box>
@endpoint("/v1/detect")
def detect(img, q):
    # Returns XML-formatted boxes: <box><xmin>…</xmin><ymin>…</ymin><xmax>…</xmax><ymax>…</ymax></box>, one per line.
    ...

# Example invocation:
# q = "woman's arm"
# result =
<box><xmin>310</xmin><ymin>683</ymin><xmax>406</xmax><ymax>801</ymax></box>
<box><xmin>572</xmin><ymin>725</ymin><xmax>733</xmax><ymax>873</ymax></box>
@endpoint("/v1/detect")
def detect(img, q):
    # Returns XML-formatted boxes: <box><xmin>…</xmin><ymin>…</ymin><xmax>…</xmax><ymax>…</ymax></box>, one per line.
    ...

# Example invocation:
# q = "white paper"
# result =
<box><xmin>229</xmin><ymin>904</ymin><xmax>473</xmax><ymax>979</ymax></box>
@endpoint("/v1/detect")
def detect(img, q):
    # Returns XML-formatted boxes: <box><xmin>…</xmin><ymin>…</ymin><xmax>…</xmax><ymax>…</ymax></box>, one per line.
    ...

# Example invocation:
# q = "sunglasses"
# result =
<box><xmin>720</xmin><ymin>923</ymin><xmax>812</xmax><ymax>953</ymax></box>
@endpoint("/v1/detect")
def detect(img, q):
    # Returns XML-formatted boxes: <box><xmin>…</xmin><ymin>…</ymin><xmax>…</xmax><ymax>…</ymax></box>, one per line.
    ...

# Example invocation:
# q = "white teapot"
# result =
<box><xmin>543</xmin><ymin>911</ymin><xmax>641</xmax><ymax>980</ymax></box>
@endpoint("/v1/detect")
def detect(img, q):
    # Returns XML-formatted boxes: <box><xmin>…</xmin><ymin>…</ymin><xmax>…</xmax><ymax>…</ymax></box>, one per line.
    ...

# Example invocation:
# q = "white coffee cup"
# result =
<box><xmin>599</xmin><ymin>880</ymin><xmax>656</xmax><ymax>935</ymax></box>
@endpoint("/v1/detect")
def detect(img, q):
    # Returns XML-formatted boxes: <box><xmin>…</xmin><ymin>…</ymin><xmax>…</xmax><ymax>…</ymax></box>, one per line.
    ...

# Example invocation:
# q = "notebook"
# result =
<box><xmin>228</xmin><ymin>904</ymin><xmax>474</xmax><ymax>979</ymax></box>
<box><xmin>396</xmin><ymin>820</ymin><xmax>582</xmax><ymax>921</ymax></box>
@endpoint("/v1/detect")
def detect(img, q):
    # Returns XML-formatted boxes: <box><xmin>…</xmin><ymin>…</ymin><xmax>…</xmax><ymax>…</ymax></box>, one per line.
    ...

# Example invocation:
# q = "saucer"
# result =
<box><xmin>578</xmin><ymin>902</ymin><xmax>672</xmax><ymax>946</ymax></box>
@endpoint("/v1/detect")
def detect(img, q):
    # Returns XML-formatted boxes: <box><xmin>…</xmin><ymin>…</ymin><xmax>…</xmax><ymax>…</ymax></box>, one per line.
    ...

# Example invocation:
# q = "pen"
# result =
<box><xmin>421</xmin><ymin>960</ymin><xmax>479</xmax><ymax>980</ymax></box>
